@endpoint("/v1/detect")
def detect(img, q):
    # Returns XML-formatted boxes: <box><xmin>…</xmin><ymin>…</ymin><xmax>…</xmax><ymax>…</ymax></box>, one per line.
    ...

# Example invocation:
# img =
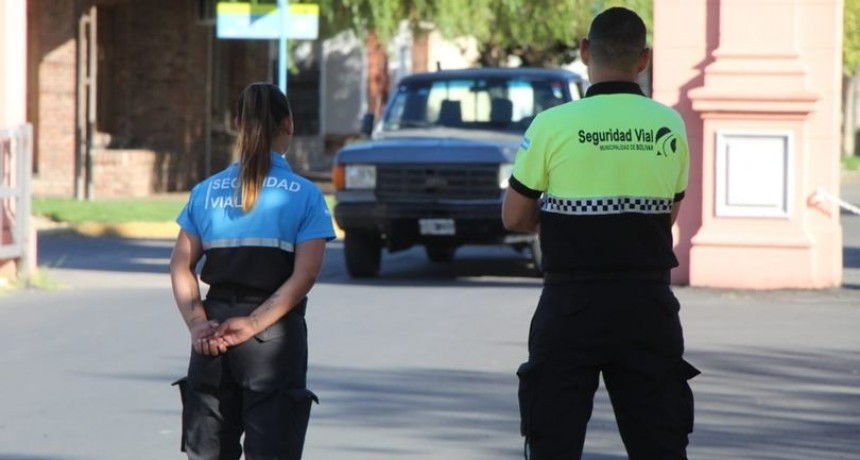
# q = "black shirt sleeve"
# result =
<box><xmin>509</xmin><ymin>175</ymin><xmax>543</xmax><ymax>199</ymax></box>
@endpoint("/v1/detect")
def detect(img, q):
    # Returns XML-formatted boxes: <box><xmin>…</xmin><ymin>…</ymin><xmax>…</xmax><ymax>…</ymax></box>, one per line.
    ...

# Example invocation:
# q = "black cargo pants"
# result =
<box><xmin>517</xmin><ymin>279</ymin><xmax>699</xmax><ymax>460</ymax></box>
<box><xmin>173</xmin><ymin>295</ymin><xmax>317</xmax><ymax>460</ymax></box>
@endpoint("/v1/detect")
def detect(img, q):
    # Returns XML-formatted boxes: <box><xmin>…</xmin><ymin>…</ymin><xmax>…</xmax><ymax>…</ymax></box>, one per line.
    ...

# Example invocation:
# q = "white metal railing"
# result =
<box><xmin>812</xmin><ymin>187</ymin><xmax>860</xmax><ymax>216</ymax></box>
<box><xmin>0</xmin><ymin>124</ymin><xmax>33</xmax><ymax>280</ymax></box>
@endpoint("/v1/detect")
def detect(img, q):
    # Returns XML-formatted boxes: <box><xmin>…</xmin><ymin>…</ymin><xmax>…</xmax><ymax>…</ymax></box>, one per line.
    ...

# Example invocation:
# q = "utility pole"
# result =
<box><xmin>278</xmin><ymin>0</ymin><xmax>289</xmax><ymax>95</ymax></box>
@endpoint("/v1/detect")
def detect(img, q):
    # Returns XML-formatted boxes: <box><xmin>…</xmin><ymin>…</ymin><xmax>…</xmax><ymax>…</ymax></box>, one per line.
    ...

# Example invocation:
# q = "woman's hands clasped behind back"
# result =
<box><xmin>189</xmin><ymin>316</ymin><xmax>260</xmax><ymax>356</ymax></box>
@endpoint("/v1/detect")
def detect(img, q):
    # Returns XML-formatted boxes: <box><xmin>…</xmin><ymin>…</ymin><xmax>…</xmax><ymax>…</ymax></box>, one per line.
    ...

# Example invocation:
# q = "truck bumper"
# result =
<box><xmin>334</xmin><ymin>201</ymin><xmax>533</xmax><ymax>250</ymax></box>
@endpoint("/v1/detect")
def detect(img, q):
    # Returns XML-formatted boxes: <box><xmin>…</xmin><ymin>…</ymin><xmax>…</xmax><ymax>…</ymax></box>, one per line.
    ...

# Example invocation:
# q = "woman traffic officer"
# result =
<box><xmin>170</xmin><ymin>82</ymin><xmax>335</xmax><ymax>460</ymax></box>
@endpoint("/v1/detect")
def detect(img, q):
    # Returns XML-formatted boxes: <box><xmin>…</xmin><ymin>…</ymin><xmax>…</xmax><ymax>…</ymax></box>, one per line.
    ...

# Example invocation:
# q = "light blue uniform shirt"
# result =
<box><xmin>177</xmin><ymin>153</ymin><xmax>335</xmax><ymax>293</ymax></box>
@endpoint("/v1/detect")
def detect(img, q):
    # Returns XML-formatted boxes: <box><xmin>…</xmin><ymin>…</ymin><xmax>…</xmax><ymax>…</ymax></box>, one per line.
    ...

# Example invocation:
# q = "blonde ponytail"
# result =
<box><xmin>234</xmin><ymin>83</ymin><xmax>292</xmax><ymax>212</ymax></box>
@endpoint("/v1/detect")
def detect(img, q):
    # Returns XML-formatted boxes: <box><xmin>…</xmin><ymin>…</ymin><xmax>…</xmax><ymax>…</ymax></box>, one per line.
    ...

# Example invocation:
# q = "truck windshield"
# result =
<box><xmin>382</xmin><ymin>76</ymin><xmax>575</xmax><ymax>133</ymax></box>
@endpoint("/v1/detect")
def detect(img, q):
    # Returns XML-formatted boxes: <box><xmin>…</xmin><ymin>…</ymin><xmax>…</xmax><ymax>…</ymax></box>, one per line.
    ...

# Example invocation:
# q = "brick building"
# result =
<box><xmin>28</xmin><ymin>0</ymin><xmax>323</xmax><ymax>198</ymax></box>
<box><xmin>26</xmin><ymin>1</ymin><xmax>482</xmax><ymax>199</ymax></box>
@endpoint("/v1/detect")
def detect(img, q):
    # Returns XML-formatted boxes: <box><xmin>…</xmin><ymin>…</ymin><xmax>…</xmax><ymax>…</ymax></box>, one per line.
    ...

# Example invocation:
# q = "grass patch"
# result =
<box><xmin>33</xmin><ymin>197</ymin><xmax>186</xmax><ymax>224</ymax></box>
<box><xmin>33</xmin><ymin>193</ymin><xmax>337</xmax><ymax>225</ymax></box>
<box><xmin>843</xmin><ymin>155</ymin><xmax>860</xmax><ymax>172</ymax></box>
<box><xmin>0</xmin><ymin>266</ymin><xmax>62</xmax><ymax>294</ymax></box>
<box><xmin>19</xmin><ymin>266</ymin><xmax>62</xmax><ymax>291</ymax></box>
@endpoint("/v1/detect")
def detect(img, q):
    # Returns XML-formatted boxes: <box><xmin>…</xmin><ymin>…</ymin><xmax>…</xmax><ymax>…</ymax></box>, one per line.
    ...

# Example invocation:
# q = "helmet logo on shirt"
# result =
<box><xmin>655</xmin><ymin>127</ymin><xmax>678</xmax><ymax>157</ymax></box>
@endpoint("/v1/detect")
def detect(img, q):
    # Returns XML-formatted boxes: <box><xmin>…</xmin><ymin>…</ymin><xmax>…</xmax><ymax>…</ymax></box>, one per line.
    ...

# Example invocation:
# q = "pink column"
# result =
<box><xmin>654</xmin><ymin>0</ymin><xmax>843</xmax><ymax>289</ymax></box>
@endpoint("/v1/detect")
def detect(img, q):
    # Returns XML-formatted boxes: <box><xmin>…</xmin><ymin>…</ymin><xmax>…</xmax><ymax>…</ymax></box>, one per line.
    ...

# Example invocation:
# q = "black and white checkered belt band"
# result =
<box><xmin>542</xmin><ymin>195</ymin><xmax>673</xmax><ymax>215</ymax></box>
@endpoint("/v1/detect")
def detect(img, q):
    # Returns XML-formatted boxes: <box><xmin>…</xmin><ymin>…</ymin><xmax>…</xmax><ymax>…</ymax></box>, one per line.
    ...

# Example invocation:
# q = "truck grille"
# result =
<box><xmin>376</xmin><ymin>164</ymin><xmax>500</xmax><ymax>201</ymax></box>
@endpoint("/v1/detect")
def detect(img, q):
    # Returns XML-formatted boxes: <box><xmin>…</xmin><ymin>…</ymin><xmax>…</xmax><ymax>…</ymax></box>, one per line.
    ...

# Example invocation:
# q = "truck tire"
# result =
<box><xmin>344</xmin><ymin>230</ymin><xmax>382</xmax><ymax>278</ymax></box>
<box><xmin>425</xmin><ymin>245</ymin><xmax>456</xmax><ymax>263</ymax></box>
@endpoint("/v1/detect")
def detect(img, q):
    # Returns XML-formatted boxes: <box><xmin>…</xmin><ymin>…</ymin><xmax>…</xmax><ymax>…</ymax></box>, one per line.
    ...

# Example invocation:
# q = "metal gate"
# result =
<box><xmin>0</xmin><ymin>124</ymin><xmax>33</xmax><ymax>280</ymax></box>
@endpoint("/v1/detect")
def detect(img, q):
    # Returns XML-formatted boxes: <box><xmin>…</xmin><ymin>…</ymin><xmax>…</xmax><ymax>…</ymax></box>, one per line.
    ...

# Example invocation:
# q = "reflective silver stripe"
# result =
<box><xmin>542</xmin><ymin>195</ymin><xmax>673</xmax><ymax>215</ymax></box>
<box><xmin>203</xmin><ymin>238</ymin><xmax>295</xmax><ymax>252</ymax></box>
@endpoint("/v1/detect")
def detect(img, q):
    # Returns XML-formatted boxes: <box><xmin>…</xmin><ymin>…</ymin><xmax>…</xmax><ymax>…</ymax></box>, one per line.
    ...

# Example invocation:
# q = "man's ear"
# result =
<box><xmin>637</xmin><ymin>47</ymin><xmax>651</xmax><ymax>74</ymax></box>
<box><xmin>580</xmin><ymin>38</ymin><xmax>590</xmax><ymax>66</ymax></box>
<box><xmin>281</xmin><ymin>116</ymin><xmax>294</xmax><ymax>135</ymax></box>
<box><xmin>233</xmin><ymin>117</ymin><xmax>240</xmax><ymax>131</ymax></box>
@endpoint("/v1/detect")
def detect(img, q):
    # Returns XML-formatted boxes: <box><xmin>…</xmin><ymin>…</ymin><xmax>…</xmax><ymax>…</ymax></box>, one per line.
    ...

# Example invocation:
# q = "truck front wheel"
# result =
<box><xmin>344</xmin><ymin>230</ymin><xmax>382</xmax><ymax>278</ymax></box>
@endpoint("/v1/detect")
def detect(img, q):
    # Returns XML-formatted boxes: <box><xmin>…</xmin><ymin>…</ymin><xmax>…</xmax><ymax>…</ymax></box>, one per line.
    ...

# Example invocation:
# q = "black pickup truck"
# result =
<box><xmin>332</xmin><ymin>67</ymin><xmax>586</xmax><ymax>277</ymax></box>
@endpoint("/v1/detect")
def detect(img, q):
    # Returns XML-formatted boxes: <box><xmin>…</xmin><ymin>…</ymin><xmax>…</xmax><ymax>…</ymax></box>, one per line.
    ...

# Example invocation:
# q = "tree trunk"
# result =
<box><xmin>365</xmin><ymin>31</ymin><xmax>390</xmax><ymax>119</ymax></box>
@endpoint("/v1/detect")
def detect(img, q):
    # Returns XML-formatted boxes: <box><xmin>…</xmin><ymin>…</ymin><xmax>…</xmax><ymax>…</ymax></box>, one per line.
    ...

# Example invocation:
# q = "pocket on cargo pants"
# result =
<box><xmin>679</xmin><ymin>360</ymin><xmax>701</xmax><ymax>434</ymax></box>
<box><xmin>243</xmin><ymin>387</ymin><xmax>319</xmax><ymax>460</ymax></box>
<box><xmin>517</xmin><ymin>361</ymin><xmax>541</xmax><ymax>438</ymax></box>
<box><xmin>518</xmin><ymin>361</ymin><xmax>591</xmax><ymax>438</ymax></box>
<box><xmin>171</xmin><ymin>377</ymin><xmax>189</xmax><ymax>453</ymax></box>
<box><xmin>282</xmin><ymin>389</ymin><xmax>319</xmax><ymax>459</ymax></box>
<box><xmin>517</xmin><ymin>360</ymin><xmax>600</xmax><ymax>459</ymax></box>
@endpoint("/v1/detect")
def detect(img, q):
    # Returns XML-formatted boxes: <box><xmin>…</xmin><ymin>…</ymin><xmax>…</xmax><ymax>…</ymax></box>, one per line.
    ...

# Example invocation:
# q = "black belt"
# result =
<box><xmin>544</xmin><ymin>269</ymin><xmax>670</xmax><ymax>285</ymax></box>
<box><xmin>206</xmin><ymin>287</ymin><xmax>308</xmax><ymax>316</ymax></box>
<box><xmin>206</xmin><ymin>285</ymin><xmax>272</xmax><ymax>304</ymax></box>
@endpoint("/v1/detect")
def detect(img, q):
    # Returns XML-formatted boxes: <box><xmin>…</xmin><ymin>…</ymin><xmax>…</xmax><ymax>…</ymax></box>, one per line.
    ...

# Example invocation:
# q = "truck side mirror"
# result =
<box><xmin>360</xmin><ymin>113</ymin><xmax>375</xmax><ymax>137</ymax></box>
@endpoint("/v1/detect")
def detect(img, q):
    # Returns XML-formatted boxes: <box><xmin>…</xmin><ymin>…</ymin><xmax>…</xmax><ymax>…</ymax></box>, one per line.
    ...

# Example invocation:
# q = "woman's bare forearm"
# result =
<box><xmin>170</xmin><ymin>231</ymin><xmax>208</xmax><ymax>329</ymax></box>
<box><xmin>248</xmin><ymin>271</ymin><xmax>316</xmax><ymax>332</ymax></box>
<box><xmin>171</xmin><ymin>265</ymin><xmax>207</xmax><ymax>328</ymax></box>
<box><xmin>248</xmin><ymin>239</ymin><xmax>326</xmax><ymax>333</ymax></box>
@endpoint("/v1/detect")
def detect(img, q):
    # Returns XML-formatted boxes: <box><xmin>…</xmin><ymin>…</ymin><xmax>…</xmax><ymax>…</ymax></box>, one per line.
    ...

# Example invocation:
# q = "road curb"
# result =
<box><xmin>73</xmin><ymin>221</ymin><xmax>180</xmax><ymax>239</ymax></box>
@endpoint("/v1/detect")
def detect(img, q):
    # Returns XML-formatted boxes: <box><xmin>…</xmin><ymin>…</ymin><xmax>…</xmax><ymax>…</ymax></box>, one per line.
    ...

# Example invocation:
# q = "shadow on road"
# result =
<box><xmin>318</xmin><ymin>243</ymin><xmax>544</xmax><ymax>288</ymax></box>
<box><xmin>302</xmin><ymin>345</ymin><xmax>859</xmax><ymax>460</ymax></box>
<box><xmin>308</xmin><ymin>365</ymin><xmax>523</xmax><ymax>458</ymax></box>
<box><xmin>37</xmin><ymin>233</ymin><xmax>173</xmax><ymax>274</ymax></box>
<box><xmin>844</xmin><ymin>246</ymin><xmax>860</xmax><ymax>269</ymax></box>
<box><xmin>0</xmin><ymin>456</ymin><xmax>80</xmax><ymax>460</ymax></box>
<box><xmin>687</xmin><ymin>347</ymin><xmax>860</xmax><ymax>459</ymax></box>
<box><xmin>36</xmin><ymin>231</ymin><xmax>860</xmax><ymax>292</ymax></box>
<box><xmin>37</xmin><ymin>232</ymin><xmax>544</xmax><ymax>286</ymax></box>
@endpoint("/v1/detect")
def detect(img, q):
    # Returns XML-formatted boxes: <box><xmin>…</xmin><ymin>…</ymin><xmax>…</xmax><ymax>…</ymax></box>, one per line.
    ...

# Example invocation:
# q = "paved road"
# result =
<box><xmin>1</xmin><ymin>182</ymin><xmax>859</xmax><ymax>460</ymax></box>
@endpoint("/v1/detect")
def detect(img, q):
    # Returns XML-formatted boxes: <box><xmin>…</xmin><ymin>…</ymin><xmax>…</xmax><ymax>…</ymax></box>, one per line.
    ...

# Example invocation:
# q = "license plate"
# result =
<box><xmin>419</xmin><ymin>218</ymin><xmax>456</xmax><ymax>235</ymax></box>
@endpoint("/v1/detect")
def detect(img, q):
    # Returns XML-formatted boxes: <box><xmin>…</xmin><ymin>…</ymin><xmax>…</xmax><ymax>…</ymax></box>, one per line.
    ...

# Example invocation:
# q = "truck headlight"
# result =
<box><xmin>345</xmin><ymin>164</ymin><xmax>376</xmax><ymax>189</ymax></box>
<box><xmin>498</xmin><ymin>163</ymin><xmax>514</xmax><ymax>188</ymax></box>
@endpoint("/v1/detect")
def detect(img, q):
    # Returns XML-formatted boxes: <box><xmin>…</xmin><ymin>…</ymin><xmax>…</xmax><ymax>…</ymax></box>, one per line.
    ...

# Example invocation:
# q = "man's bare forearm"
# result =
<box><xmin>502</xmin><ymin>188</ymin><xmax>541</xmax><ymax>233</ymax></box>
<box><xmin>507</xmin><ymin>204</ymin><xmax>540</xmax><ymax>233</ymax></box>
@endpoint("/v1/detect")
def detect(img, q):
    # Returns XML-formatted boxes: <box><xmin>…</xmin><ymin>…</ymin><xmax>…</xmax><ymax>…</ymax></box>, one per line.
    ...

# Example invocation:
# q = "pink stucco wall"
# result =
<box><xmin>652</xmin><ymin>0</ymin><xmax>712</xmax><ymax>285</ymax></box>
<box><xmin>653</xmin><ymin>0</ymin><xmax>843</xmax><ymax>289</ymax></box>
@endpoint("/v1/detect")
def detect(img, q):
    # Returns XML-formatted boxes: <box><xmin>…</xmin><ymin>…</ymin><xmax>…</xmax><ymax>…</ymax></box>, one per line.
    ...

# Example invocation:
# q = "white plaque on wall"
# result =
<box><xmin>715</xmin><ymin>131</ymin><xmax>792</xmax><ymax>218</ymax></box>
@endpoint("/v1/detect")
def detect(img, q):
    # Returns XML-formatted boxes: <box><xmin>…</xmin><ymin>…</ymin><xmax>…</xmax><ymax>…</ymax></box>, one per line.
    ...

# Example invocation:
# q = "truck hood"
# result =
<box><xmin>337</xmin><ymin>131</ymin><xmax>522</xmax><ymax>164</ymax></box>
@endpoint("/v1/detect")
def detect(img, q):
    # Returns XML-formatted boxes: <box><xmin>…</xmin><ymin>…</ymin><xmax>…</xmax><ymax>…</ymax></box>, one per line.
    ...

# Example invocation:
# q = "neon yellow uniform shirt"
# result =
<box><xmin>510</xmin><ymin>81</ymin><xmax>689</xmax><ymax>272</ymax></box>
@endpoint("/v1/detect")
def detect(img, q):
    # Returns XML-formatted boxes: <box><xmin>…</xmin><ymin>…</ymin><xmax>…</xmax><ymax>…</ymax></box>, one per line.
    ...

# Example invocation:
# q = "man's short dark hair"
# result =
<box><xmin>587</xmin><ymin>7</ymin><xmax>647</xmax><ymax>70</ymax></box>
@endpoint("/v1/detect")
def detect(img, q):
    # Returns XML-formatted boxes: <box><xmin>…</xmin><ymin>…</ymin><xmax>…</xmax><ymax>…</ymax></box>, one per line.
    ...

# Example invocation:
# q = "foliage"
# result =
<box><xmin>846</xmin><ymin>0</ymin><xmax>860</xmax><ymax>75</ymax></box>
<box><xmin>317</xmin><ymin>0</ymin><xmax>653</xmax><ymax>66</ymax></box>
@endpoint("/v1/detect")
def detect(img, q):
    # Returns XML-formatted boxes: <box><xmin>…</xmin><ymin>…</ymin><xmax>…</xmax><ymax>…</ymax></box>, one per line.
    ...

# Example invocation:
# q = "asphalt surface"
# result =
<box><xmin>0</xmin><ymin>179</ymin><xmax>858</xmax><ymax>460</ymax></box>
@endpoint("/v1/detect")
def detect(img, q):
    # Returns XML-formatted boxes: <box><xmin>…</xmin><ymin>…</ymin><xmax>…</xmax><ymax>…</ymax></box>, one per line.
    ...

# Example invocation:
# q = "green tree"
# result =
<box><xmin>317</xmin><ymin>0</ymin><xmax>429</xmax><ymax>41</ymax></box>
<box><xmin>845</xmin><ymin>0</ymin><xmax>860</xmax><ymax>75</ymax></box>
<box><xmin>844</xmin><ymin>0</ymin><xmax>860</xmax><ymax>156</ymax></box>
<box><xmin>317</xmin><ymin>0</ymin><xmax>652</xmax><ymax>66</ymax></box>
